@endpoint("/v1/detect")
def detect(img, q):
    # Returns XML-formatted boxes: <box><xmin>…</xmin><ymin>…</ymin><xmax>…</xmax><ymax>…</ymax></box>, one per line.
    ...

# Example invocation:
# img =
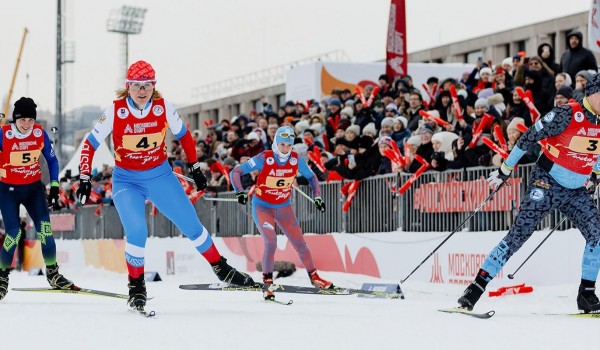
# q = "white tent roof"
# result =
<box><xmin>59</xmin><ymin>133</ymin><xmax>114</xmax><ymax>178</ymax></box>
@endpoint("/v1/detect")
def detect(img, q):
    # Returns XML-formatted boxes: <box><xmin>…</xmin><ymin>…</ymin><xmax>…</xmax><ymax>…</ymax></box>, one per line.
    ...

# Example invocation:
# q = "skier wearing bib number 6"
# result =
<box><xmin>458</xmin><ymin>73</ymin><xmax>600</xmax><ymax>313</ymax></box>
<box><xmin>76</xmin><ymin>60</ymin><xmax>255</xmax><ymax>313</ymax></box>
<box><xmin>230</xmin><ymin>126</ymin><xmax>332</xmax><ymax>300</ymax></box>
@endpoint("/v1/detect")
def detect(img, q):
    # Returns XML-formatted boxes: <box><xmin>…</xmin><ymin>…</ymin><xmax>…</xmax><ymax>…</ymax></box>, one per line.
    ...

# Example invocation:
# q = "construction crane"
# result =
<box><xmin>2</xmin><ymin>27</ymin><xmax>29</xmax><ymax>125</ymax></box>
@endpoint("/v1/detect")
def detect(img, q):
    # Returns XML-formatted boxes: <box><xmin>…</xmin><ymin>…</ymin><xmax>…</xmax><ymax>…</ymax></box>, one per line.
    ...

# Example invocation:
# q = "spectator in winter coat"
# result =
<box><xmin>506</xmin><ymin>89</ymin><xmax>532</xmax><ymax>126</ymax></box>
<box><xmin>538</xmin><ymin>43</ymin><xmax>560</xmax><ymax>76</ymax></box>
<box><xmin>377</xmin><ymin>136</ymin><xmax>395</xmax><ymax>175</ymax></box>
<box><xmin>391</xmin><ymin>116</ymin><xmax>410</xmax><ymax>146</ymax></box>
<box><xmin>559</xmin><ymin>31</ymin><xmax>598</xmax><ymax>86</ymax></box>
<box><xmin>554</xmin><ymin>85</ymin><xmax>573</xmax><ymax>108</ymax></box>
<box><xmin>555</xmin><ymin>72</ymin><xmax>572</xmax><ymax>90</ymax></box>
<box><xmin>354</xmin><ymin>135</ymin><xmax>379</xmax><ymax>180</ymax></box>
<box><xmin>406</xmin><ymin>92</ymin><xmax>425</xmax><ymax>132</ymax></box>
<box><xmin>353</xmin><ymin>99</ymin><xmax>376</xmax><ymax>132</ymax></box>
<box><xmin>407</xmin><ymin>124</ymin><xmax>434</xmax><ymax>173</ymax></box>
<box><xmin>573</xmin><ymin>70</ymin><xmax>592</xmax><ymax>102</ymax></box>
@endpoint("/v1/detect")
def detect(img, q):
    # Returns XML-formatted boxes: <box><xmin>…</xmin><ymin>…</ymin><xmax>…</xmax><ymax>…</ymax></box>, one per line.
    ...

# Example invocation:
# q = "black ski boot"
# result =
<box><xmin>127</xmin><ymin>275</ymin><xmax>147</xmax><ymax>310</ymax></box>
<box><xmin>210</xmin><ymin>256</ymin><xmax>255</xmax><ymax>286</ymax></box>
<box><xmin>458</xmin><ymin>269</ymin><xmax>490</xmax><ymax>311</ymax></box>
<box><xmin>577</xmin><ymin>280</ymin><xmax>600</xmax><ymax>313</ymax></box>
<box><xmin>262</xmin><ymin>273</ymin><xmax>275</xmax><ymax>300</ymax></box>
<box><xmin>46</xmin><ymin>264</ymin><xmax>76</xmax><ymax>290</ymax></box>
<box><xmin>0</xmin><ymin>269</ymin><xmax>9</xmax><ymax>300</ymax></box>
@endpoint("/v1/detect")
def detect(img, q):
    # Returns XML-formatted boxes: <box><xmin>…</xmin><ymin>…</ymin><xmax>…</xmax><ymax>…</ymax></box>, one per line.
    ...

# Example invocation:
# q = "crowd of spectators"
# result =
<box><xmin>53</xmin><ymin>33</ymin><xmax>599</xmax><ymax>205</ymax></box>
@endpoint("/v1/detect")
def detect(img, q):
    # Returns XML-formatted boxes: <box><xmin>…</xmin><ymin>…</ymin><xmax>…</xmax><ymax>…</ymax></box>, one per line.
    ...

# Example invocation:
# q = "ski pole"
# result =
<box><xmin>203</xmin><ymin>197</ymin><xmax>238</xmax><ymax>202</ymax></box>
<box><xmin>293</xmin><ymin>185</ymin><xmax>315</xmax><ymax>204</ymax></box>
<box><xmin>400</xmin><ymin>182</ymin><xmax>506</xmax><ymax>284</ymax></box>
<box><xmin>173</xmin><ymin>171</ymin><xmax>194</xmax><ymax>183</ymax></box>
<box><xmin>507</xmin><ymin>216</ymin><xmax>568</xmax><ymax>279</ymax></box>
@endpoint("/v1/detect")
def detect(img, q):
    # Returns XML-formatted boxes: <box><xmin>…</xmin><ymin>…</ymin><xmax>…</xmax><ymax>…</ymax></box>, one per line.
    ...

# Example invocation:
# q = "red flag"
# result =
<box><xmin>386</xmin><ymin>0</ymin><xmax>407</xmax><ymax>80</ymax></box>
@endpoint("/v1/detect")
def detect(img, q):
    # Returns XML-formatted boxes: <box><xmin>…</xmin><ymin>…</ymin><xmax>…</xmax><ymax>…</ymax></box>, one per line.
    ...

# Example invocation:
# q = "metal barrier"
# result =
<box><xmin>48</xmin><ymin>163</ymin><xmax>596</xmax><ymax>239</ymax></box>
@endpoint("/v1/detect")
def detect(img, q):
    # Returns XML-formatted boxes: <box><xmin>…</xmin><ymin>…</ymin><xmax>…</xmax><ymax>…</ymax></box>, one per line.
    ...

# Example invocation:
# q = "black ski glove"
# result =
<box><xmin>47</xmin><ymin>182</ymin><xmax>60</xmax><ymax>211</ymax></box>
<box><xmin>313</xmin><ymin>197</ymin><xmax>325</xmax><ymax>212</ymax></box>
<box><xmin>236</xmin><ymin>191</ymin><xmax>248</xmax><ymax>205</ymax></box>
<box><xmin>189</xmin><ymin>162</ymin><xmax>208</xmax><ymax>190</ymax></box>
<box><xmin>76</xmin><ymin>174</ymin><xmax>92</xmax><ymax>204</ymax></box>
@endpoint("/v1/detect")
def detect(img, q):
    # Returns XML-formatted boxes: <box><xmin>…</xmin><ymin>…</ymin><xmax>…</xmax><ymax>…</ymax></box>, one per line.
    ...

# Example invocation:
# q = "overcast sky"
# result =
<box><xmin>0</xmin><ymin>0</ymin><xmax>591</xmax><ymax>116</ymax></box>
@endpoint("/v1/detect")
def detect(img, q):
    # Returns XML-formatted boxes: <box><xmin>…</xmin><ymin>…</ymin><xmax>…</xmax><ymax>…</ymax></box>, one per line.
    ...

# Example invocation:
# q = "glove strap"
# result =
<box><xmin>190</xmin><ymin>162</ymin><xmax>201</xmax><ymax>172</ymax></box>
<box><xmin>80</xmin><ymin>174</ymin><xmax>90</xmax><ymax>182</ymax></box>
<box><xmin>500</xmin><ymin>163</ymin><xmax>513</xmax><ymax>176</ymax></box>
<box><xmin>51</xmin><ymin>180</ymin><xmax>59</xmax><ymax>187</ymax></box>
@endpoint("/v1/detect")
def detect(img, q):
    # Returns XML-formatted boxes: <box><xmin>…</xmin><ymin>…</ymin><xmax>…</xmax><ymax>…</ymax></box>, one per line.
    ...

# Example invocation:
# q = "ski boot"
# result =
<box><xmin>577</xmin><ymin>281</ymin><xmax>600</xmax><ymax>313</ymax></box>
<box><xmin>308</xmin><ymin>270</ymin><xmax>334</xmax><ymax>289</ymax></box>
<box><xmin>127</xmin><ymin>275</ymin><xmax>147</xmax><ymax>311</ymax></box>
<box><xmin>46</xmin><ymin>264</ymin><xmax>76</xmax><ymax>290</ymax></box>
<box><xmin>211</xmin><ymin>256</ymin><xmax>255</xmax><ymax>286</ymax></box>
<box><xmin>0</xmin><ymin>269</ymin><xmax>9</xmax><ymax>300</ymax></box>
<box><xmin>458</xmin><ymin>270</ymin><xmax>490</xmax><ymax>311</ymax></box>
<box><xmin>262</xmin><ymin>273</ymin><xmax>275</xmax><ymax>300</ymax></box>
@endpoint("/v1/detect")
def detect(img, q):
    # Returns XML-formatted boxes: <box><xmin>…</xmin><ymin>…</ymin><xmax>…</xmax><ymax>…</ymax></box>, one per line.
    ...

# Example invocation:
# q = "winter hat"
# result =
<box><xmin>487</xmin><ymin>93</ymin><xmax>504</xmax><ymax>106</ymax></box>
<box><xmin>380</xmin><ymin>117</ymin><xmax>394</xmax><ymax>128</ymax></box>
<box><xmin>385</xmin><ymin>103</ymin><xmax>398</xmax><ymax>113</ymax></box>
<box><xmin>294</xmin><ymin>120</ymin><xmax>310</xmax><ymax>134</ymax></box>
<box><xmin>378</xmin><ymin>136</ymin><xmax>394</xmax><ymax>147</ymax></box>
<box><xmin>556</xmin><ymin>85</ymin><xmax>573</xmax><ymax>99</ymax></box>
<box><xmin>223</xmin><ymin>157</ymin><xmax>237</xmax><ymax>167</ymax></box>
<box><xmin>285</xmin><ymin>100</ymin><xmax>295</xmax><ymax>107</ymax></box>
<box><xmin>394</xmin><ymin>116</ymin><xmax>408</xmax><ymax>129</ymax></box>
<box><xmin>344</xmin><ymin>99</ymin><xmax>355</xmax><ymax>107</ymax></box>
<box><xmin>345</xmin><ymin>124</ymin><xmax>360</xmax><ymax>136</ymax></box>
<box><xmin>341</xmin><ymin>106</ymin><xmax>354</xmax><ymax>118</ymax></box>
<box><xmin>12</xmin><ymin>97</ymin><xmax>37</xmax><ymax>120</ymax></box>
<box><xmin>418</xmin><ymin>123</ymin><xmax>434</xmax><ymax>135</ymax></box>
<box><xmin>337</xmin><ymin>119</ymin><xmax>352</xmax><ymax>131</ymax></box>
<box><xmin>246</xmin><ymin>131</ymin><xmax>260</xmax><ymax>141</ymax></box>
<box><xmin>585</xmin><ymin>73</ymin><xmax>600</xmax><ymax>96</ymax></box>
<box><xmin>502</xmin><ymin>57</ymin><xmax>513</xmax><ymax>68</ymax></box>
<box><xmin>477</xmin><ymin>88</ymin><xmax>494</xmax><ymax>99</ymax></box>
<box><xmin>576</xmin><ymin>70</ymin><xmax>592</xmax><ymax>83</ymax></box>
<box><xmin>457</xmin><ymin>89</ymin><xmax>468</xmax><ymax>100</ymax></box>
<box><xmin>474</xmin><ymin>98</ymin><xmax>489</xmax><ymax>109</ymax></box>
<box><xmin>431</xmin><ymin>131</ymin><xmax>459</xmax><ymax>160</ymax></box>
<box><xmin>507</xmin><ymin>117</ymin><xmax>526</xmax><ymax>133</ymax></box>
<box><xmin>126</xmin><ymin>60</ymin><xmax>156</xmax><ymax>82</ymax></box>
<box><xmin>479</xmin><ymin>67</ymin><xmax>493</xmax><ymax>76</ymax></box>
<box><xmin>329</xmin><ymin>98</ymin><xmax>342</xmax><ymax>107</ymax></box>
<box><xmin>309</xmin><ymin>122</ymin><xmax>323</xmax><ymax>134</ymax></box>
<box><xmin>406</xmin><ymin>135</ymin><xmax>422</xmax><ymax>146</ymax></box>
<box><xmin>362</xmin><ymin>122</ymin><xmax>377</xmax><ymax>136</ymax></box>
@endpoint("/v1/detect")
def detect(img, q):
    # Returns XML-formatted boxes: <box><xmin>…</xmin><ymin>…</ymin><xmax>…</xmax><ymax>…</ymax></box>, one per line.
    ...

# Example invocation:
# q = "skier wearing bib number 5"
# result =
<box><xmin>0</xmin><ymin>97</ymin><xmax>76</xmax><ymax>300</ymax></box>
<box><xmin>458</xmin><ymin>73</ymin><xmax>600</xmax><ymax>313</ymax></box>
<box><xmin>76</xmin><ymin>61</ymin><xmax>255</xmax><ymax>312</ymax></box>
<box><xmin>230</xmin><ymin>126</ymin><xmax>332</xmax><ymax>300</ymax></box>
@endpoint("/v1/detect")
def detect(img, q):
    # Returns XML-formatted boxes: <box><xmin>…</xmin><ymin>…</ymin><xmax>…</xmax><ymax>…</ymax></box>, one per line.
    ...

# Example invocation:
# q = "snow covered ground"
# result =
<box><xmin>1</xmin><ymin>267</ymin><xmax>593</xmax><ymax>349</ymax></box>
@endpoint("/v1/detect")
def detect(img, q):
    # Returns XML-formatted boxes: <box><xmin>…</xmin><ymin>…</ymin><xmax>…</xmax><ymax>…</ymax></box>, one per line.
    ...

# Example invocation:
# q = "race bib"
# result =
<box><xmin>122</xmin><ymin>132</ymin><xmax>163</xmax><ymax>151</ymax></box>
<box><xmin>9</xmin><ymin>149</ymin><xmax>41</xmax><ymax>166</ymax></box>
<box><xmin>569</xmin><ymin>136</ymin><xmax>600</xmax><ymax>155</ymax></box>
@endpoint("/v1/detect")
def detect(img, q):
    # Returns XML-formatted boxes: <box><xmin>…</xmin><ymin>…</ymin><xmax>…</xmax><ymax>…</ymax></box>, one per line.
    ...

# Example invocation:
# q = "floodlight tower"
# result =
<box><xmin>106</xmin><ymin>6</ymin><xmax>147</xmax><ymax>83</ymax></box>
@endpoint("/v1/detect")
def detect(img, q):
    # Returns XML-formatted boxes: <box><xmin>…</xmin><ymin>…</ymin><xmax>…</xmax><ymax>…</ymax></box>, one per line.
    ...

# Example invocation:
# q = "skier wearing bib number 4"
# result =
<box><xmin>76</xmin><ymin>61</ymin><xmax>255</xmax><ymax>313</ymax></box>
<box><xmin>458</xmin><ymin>73</ymin><xmax>600</xmax><ymax>314</ymax></box>
<box><xmin>230</xmin><ymin>126</ymin><xmax>333</xmax><ymax>300</ymax></box>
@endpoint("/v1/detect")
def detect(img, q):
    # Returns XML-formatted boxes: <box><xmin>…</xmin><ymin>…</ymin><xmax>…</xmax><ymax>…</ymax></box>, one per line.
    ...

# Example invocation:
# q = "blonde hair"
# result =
<box><xmin>115</xmin><ymin>87</ymin><xmax>163</xmax><ymax>100</ymax></box>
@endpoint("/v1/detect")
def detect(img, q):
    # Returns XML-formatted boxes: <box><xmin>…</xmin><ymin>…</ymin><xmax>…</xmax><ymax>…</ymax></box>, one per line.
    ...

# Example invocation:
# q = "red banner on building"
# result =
<box><xmin>413</xmin><ymin>179</ymin><xmax>522</xmax><ymax>213</ymax></box>
<box><xmin>386</xmin><ymin>0</ymin><xmax>407</xmax><ymax>79</ymax></box>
